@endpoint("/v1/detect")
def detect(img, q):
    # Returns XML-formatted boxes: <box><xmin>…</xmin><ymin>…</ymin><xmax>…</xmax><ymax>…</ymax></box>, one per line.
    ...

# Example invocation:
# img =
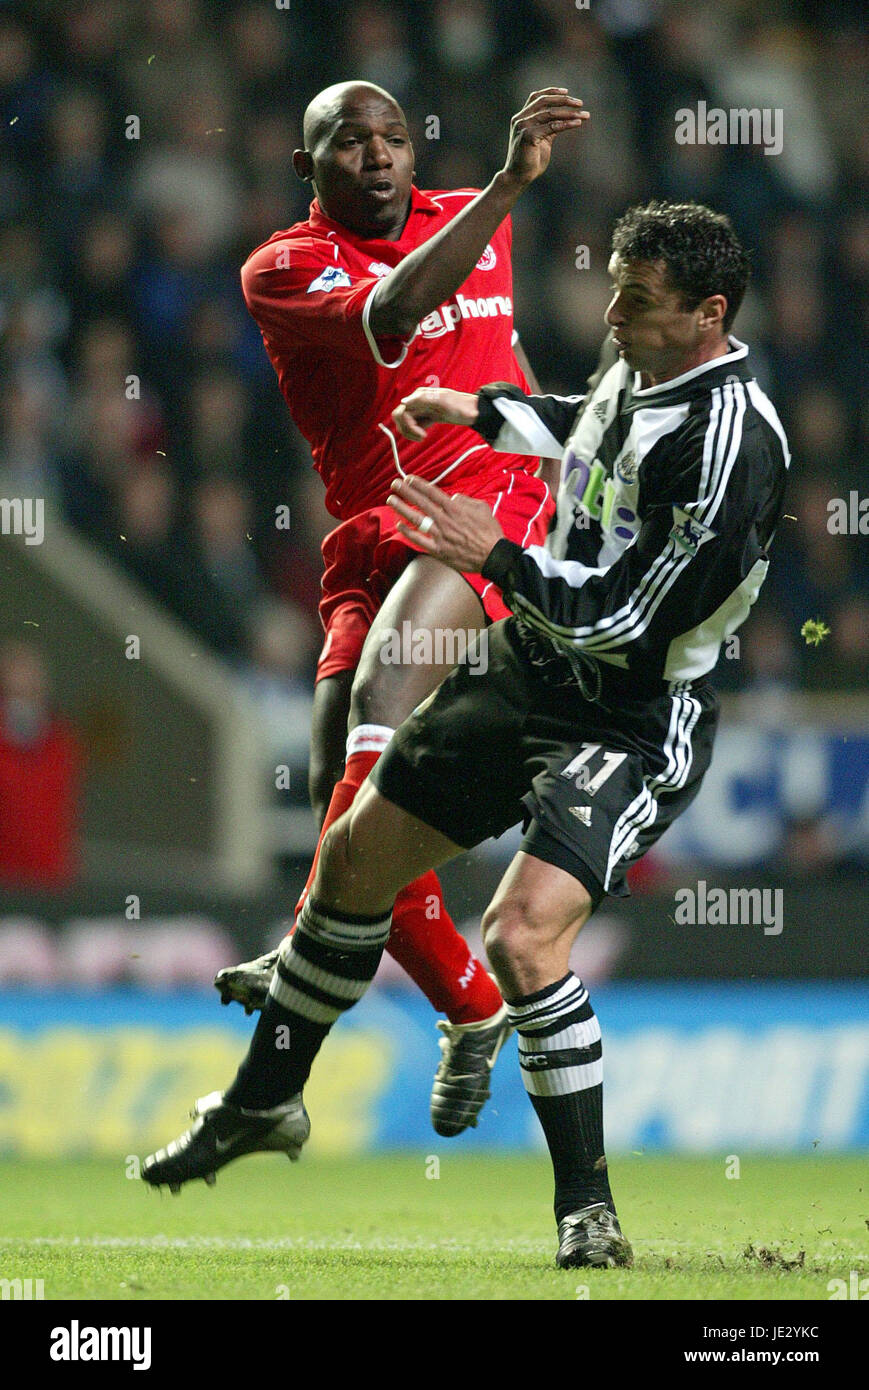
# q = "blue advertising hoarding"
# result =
<box><xmin>0</xmin><ymin>983</ymin><xmax>865</xmax><ymax>1156</ymax></box>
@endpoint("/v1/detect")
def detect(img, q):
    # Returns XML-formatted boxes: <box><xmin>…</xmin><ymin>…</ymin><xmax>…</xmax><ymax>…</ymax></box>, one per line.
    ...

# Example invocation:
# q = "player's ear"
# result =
<box><xmin>293</xmin><ymin>149</ymin><xmax>315</xmax><ymax>182</ymax></box>
<box><xmin>697</xmin><ymin>294</ymin><xmax>727</xmax><ymax>332</ymax></box>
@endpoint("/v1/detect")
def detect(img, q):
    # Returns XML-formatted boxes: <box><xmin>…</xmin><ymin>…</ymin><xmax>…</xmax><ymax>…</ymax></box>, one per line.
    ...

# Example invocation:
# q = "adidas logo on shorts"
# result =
<box><xmin>569</xmin><ymin>805</ymin><xmax>593</xmax><ymax>826</ymax></box>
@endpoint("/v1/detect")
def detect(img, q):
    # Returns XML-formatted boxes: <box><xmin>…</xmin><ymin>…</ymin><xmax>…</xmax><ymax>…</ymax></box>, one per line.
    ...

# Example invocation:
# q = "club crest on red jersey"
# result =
<box><xmin>476</xmin><ymin>244</ymin><xmax>497</xmax><ymax>270</ymax></box>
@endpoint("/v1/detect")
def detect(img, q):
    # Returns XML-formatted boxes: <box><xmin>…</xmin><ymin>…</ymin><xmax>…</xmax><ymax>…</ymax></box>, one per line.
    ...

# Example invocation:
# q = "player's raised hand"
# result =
<box><xmin>392</xmin><ymin>387</ymin><xmax>480</xmax><ymax>441</ymax></box>
<box><xmin>501</xmin><ymin>88</ymin><xmax>589</xmax><ymax>189</ymax></box>
<box><xmin>387</xmin><ymin>475</ymin><xmax>505</xmax><ymax>574</ymax></box>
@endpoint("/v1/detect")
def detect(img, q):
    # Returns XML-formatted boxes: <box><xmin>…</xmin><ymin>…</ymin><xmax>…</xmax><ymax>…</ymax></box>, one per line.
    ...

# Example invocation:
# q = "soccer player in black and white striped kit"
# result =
<box><xmin>143</xmin><ymin>202</ymin><xmax>790</xmax><ymax>1270</ymax></box>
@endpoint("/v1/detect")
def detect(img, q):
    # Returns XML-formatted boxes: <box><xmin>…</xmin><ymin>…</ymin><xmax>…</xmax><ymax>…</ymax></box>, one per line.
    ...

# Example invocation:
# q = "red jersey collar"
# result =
<box><xmin>307</xmin><ymin>185</ymin><xmax>440</xmax><ymax>250</ymax></box>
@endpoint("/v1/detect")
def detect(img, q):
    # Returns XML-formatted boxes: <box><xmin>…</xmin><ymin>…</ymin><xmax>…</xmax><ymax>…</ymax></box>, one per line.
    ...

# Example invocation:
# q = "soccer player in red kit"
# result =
<box><xmin>216</xmin><ymin>82</ymin><xmax>589</xmax><ymax>1135</ymax></box>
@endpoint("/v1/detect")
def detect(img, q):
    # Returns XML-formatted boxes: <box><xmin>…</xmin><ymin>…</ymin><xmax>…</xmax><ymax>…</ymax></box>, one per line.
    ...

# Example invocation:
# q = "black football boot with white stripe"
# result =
<box><xmin>218</xmin><ymin>953</ymin><xmax>512</xmax><ymax>1138</ymax></box>
<box><xmin>142</xmin><ymin>1090</ymin><xmax>310</xmax><ymax>1192</ymax></box>
<box><xmin>555</xmin><ymin>1203</ymin><xmax>633</xmax><ymax>1269</ymax></box>
<box><xmin>430</xmin><ymin>1005</ymin><xmax>512</xmax><ymax>1136</ymax></box>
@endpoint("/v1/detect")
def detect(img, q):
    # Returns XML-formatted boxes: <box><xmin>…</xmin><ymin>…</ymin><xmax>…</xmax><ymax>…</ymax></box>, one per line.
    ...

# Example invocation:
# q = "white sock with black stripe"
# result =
<box><xmin>506</xmin><ymin>972</ymin><xmax>615</xmax><ymax>1221</ymax></box>
<box><xmin>226</xmin><ymin>897</ymin><xmax>392</xmax><ymax>1110</ymax></box>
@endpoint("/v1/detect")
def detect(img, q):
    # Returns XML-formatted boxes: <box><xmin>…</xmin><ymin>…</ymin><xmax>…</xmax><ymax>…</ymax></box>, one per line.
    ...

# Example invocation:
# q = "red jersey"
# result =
<box><xmin>240</xmin><ymin>186</ymin><xmax>537</xmax><ymax>519</ymax></box>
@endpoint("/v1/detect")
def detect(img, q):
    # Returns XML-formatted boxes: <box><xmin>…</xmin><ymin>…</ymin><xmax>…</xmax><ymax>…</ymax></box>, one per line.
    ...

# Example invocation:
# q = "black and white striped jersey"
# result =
<box><xmin>476</xmin><ymin>338</ymin><xmax>790</xmax><ymax>687</ymax></box>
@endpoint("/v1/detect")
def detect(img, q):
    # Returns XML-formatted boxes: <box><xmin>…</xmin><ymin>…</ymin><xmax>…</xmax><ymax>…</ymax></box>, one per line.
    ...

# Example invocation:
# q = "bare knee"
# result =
<box><xmin>349</xmin><ymin>646</ymin><xmax>437</xmax><ymax>730</ymax></box>
<box><xmin>349</xmin><ymin>657</ymin><xmax>392</xmax><ymax>729</ymax></box>
<box><xmin>481</xmin><ymin>886</ymin><xmax>594</xmax><ymax>996</ymax></box>
<box><xmin>310</xmin><ymin>788</ymin><xmax>409</xmax><ymax>918</ymax></box>
<box><xmin>481</xmin><ymin>900</ymin><xmax>542</xmax><ymax>981</ymax></box>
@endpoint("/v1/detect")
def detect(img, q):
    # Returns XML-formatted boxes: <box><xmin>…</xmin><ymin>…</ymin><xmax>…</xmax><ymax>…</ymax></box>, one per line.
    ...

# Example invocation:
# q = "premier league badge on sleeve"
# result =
<box><xmin>669</xmin><ymin>506</ymin><xmax>717</xmax><ymax>555</ymax></box>
<box><xmin>306</xmin><ymin>266</ymin><xmax>353</xmax><ymax>294</ymax></box>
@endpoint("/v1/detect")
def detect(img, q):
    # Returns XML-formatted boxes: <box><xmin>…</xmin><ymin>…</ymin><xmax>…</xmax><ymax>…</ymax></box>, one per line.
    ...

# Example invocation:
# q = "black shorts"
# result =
<box><xmin>371</xmin><ymin>618</ymin><xmax>719</xmax><ymax>906</ymax></box>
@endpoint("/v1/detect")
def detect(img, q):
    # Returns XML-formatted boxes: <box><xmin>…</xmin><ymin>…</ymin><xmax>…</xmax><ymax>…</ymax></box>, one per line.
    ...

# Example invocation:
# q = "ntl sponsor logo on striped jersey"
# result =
<box><xmin>674</xmin><ymin>880</ymin><xmax>784</xmax><ymax>936</ymax></box>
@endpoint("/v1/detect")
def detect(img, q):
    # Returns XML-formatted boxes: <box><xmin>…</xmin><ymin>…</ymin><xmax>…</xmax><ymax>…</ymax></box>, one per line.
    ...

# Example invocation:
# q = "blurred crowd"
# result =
<box><xmin>0</xmin><ymin>0</ymin><xmax>865</xmax><ymax>699</ymax></box>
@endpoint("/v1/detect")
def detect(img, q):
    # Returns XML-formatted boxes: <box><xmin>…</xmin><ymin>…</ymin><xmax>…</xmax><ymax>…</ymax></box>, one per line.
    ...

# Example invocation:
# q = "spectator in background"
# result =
<box><xmin>345</xmin><ymin>1</ymin><xmax>415</xmax><ymax>103</ymax></box>
<box><xmin>58</xmin><ymin>317</ymin><xmax>164</xmax><ymax>538</ymax></box>
<box><xmin>63</xmin><ymin>208</ymin><xmax>138</xmax><ymax>332</ymax></box>
<box><xmin>227</xmin><ymin>2</ymin><xmax>298</xmax><ymax>112</ymax></box>
<box><xmin>0</xmin><ymin>223</ymin><xmax>69</xmax><ymax>418</ymax></box>
<box><xmin>108</xmin><ymin>464</ymin><xmax>250</xmax><ymax>661</ymax></box>
<box><xmin>43</xmin><ymin>86</ymin><xmax>114</xmax><ymax>236</ymax></box>
<box><xmin>0</xmin><ymin>642</ymin><xmax>81</xmax><ymax>890</ymax></box>
<box><xmin>0</xmin><ymin>12</ymin><xmax>53</xmax><ymax>189</ymax></box>
<box><xmin>789</xmin><ymin>383</ymin><xmax>853</xmax><ymax>485</ymax></box>
<box><xmin>108</xmin><ymin>459</ymin><xmax>183</xmax><ymax>603</ymax></box>
<box><xmin>190</xmin><ymin>474</ymin><xmax>263</xmax><ymax>617</ymax></box>
<box><xmin>264</xmin><ymin>470</ymin><xmax>333</xmax><ymax>630</ymax></box>
<box><xmin>826</xmin><ymin>595</ymin><xmax>869</xmax><ymax>691</ymax></box>
<box><xmin>242</xmin><ymin>597</ymin><xmax>320</xmax><ymax>768</ymax></box>
<box><xmin>182</xmin><ymin>369</ymin><xmax>251</xmax><ymax>481</ymax></box>
<box><xmin>0</xmin><ymin>372</ymin><xmax>63</xmax><ymax>501</ymax></box>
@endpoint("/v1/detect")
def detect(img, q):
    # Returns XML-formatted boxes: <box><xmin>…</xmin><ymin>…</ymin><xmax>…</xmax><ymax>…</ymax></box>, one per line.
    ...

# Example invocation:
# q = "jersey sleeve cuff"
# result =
<box><xmin>474</xmin><ymin>383</ymin><xmax>520</xmax><ymax>444</ymax></box>
<box><xmin>362</xmin><ymin>282</ymin><xmax>411</xmax><ymax>369</ymax></box>
<box><xmin>481</xmin><ymin>537</ymin><xmax>524</xmax><ymax>588</ymax></box>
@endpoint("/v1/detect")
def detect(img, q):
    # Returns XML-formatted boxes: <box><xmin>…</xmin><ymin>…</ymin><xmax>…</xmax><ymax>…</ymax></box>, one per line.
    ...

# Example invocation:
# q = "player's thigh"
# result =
<box><xmin>370</xmin><ymin>622</ymin><xmax>534</xmax><ymax>853</ymax></box>
<box><xmin>308</xmin><ymin>669</ymin><xmax>354</xmax><ymax>826</ymax></box>
<box><xmin>349</xmin><ymin>555</ymin><xmax>486</xmax><ymax>729</ymax></box>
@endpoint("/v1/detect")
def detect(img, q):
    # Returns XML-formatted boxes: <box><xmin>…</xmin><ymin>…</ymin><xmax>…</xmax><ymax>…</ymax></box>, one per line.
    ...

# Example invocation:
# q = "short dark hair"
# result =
<box><xmin>611</xmin><ymin>201</ymin><xmax>751</xmax><ymax>332</ymax></box>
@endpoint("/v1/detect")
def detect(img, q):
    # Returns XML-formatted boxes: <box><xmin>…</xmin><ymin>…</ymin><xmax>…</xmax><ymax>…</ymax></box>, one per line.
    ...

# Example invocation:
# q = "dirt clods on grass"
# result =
<box><xmin>743</xmin><ymin>1243</ymin><xmax>805</xmax><ymax>1271</ymax></box>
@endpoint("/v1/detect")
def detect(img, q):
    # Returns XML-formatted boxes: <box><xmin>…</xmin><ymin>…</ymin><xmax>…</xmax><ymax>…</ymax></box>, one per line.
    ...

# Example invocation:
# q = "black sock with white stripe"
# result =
<box><xmin>225</xmin><ymin>897</ymin><xmax>392</xmax><ymax>1111</ymax></box>
<box><xmin>506</xmin><ymin>973</ymin><xmax>614</xmax><ymax>1222</ymax></box>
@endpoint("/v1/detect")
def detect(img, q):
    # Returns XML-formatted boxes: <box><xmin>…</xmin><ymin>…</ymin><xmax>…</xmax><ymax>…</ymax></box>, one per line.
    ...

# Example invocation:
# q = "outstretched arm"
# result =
<box><xmin>369</xmin><ymin>90</ymin><xmax>589</xmax><ymax>338</ymax></box>
<box><xmin>392</xmin><ymin>381</ymin><xmax>583</xmax><ymax>457</ymax></box>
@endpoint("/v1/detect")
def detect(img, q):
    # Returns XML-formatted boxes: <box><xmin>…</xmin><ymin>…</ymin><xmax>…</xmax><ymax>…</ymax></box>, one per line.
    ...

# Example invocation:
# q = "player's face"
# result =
<box><xmin>310</xmin><ymin>95</ymin><xmax>414</xmax><ymax>240</ymax></box>
<box><xmin>605</xmin><ymin>255</ymin><xmax>718</xmax><ymax>386</ymax></box>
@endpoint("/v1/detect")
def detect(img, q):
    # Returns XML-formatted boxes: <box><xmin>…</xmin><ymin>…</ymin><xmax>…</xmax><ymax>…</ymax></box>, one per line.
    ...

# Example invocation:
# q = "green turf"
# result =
<box><xmin>0</xmin><ymin>1154</ymin><xmax>864</xmax><ymax>1300</ymax></box>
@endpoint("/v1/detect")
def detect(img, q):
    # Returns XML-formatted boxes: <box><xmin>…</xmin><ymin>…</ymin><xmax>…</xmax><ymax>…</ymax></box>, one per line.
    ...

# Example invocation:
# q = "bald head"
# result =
<box><xmin>293</xmin><ymin>81</ymin><xmax>414</xmax><ymax>240</ymax></box>
<box><xmin>302</xmin><ymin>81</ymin><xmax>406</xmax><ymax>151</ymax></box>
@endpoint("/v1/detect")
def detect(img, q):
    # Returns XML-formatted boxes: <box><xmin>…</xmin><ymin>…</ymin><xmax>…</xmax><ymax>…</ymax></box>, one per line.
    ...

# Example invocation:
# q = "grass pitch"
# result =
<box><xmin>1</xmin><ymin>1154</ymin><xmax>864</xmax><ymax>1300</ymax></box>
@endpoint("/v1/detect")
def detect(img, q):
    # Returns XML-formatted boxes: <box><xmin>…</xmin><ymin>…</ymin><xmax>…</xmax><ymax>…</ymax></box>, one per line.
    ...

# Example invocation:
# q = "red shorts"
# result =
<box><xmin>316</xmin><ymin>468</ymin><xmax>554</xmax><ymax>682</ymax></box>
